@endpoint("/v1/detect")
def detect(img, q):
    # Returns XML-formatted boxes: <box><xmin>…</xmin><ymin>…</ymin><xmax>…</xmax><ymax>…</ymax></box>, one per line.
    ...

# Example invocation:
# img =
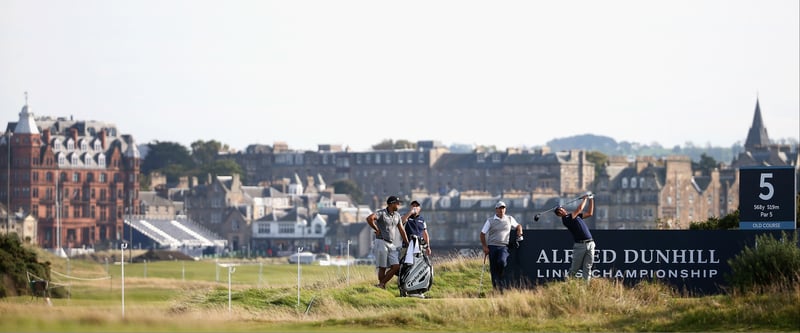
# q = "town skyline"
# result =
<box><xmin>2</xmin><ymin>1</ymin><xmax>798</xmax><ymax>152</ymax></box>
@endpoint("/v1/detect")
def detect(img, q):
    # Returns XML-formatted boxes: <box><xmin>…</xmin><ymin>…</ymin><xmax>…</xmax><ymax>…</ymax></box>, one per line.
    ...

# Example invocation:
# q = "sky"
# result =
<box><xmin>1</xmin><ymin>0</ymin><xmax>798</xmax><ymax>152</ymax></box>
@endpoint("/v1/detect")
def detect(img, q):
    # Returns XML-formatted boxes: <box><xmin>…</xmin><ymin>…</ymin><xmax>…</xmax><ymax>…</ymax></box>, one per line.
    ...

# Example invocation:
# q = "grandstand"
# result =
<box><xmin>124</xmin><ymin>215</ymin><xmax>226</xmax><ymax>258</ymax></box>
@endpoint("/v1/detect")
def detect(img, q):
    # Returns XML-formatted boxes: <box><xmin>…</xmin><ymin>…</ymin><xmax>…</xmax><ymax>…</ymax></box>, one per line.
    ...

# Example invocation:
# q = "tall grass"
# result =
<box><xmin>1</xmin><ymin>249</ymin><xmax>797</xmax><ymax>332</ymax></box>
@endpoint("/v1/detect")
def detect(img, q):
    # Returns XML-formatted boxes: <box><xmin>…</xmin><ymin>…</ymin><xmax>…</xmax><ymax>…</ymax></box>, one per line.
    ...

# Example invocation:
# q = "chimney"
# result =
<box><xmin>99</xmin><ymin>129</ymin><xmax>106</xmax><ymax>148</ymax></box>
<box><xmin>69</xmin><ymin>128</ymin><xmax>78</xmax><ymax>145</ymax></box>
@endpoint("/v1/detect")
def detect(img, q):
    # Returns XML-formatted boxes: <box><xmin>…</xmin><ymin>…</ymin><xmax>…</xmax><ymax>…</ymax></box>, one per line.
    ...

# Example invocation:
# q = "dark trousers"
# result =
<box><xmin>488</xmin><ymin>245</ymin><xmax>509</xmax><ymax>290</ymax></box>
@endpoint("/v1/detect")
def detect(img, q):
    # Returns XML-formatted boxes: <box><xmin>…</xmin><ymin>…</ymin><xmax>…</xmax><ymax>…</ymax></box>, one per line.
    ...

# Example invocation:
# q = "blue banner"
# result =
<box><xmin>503</xmin><ymin>229</ymin><xmax>797</xmax><ymax>294</ymax></box>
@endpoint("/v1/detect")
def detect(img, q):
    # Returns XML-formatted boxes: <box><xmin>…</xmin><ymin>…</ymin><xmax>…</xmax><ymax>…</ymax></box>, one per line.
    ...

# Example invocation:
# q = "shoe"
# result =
<box><xmin>374</xmin><ymin>283</ymin><xmax>385</xmax><ymax>289</ymax></box>
<box><xmin>407</xmin><ymin>293</ymin><xmax>425</xmax><ymax>299</ymax></box>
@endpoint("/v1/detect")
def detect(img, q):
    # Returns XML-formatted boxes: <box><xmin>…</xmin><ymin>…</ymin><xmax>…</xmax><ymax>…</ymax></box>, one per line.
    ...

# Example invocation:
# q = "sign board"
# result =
<box><xmin>504</xmin><ymin>229</ymin><xmax>796</xmax><ymax>294</ymax></box>
<box><xmin>738</xmin><ymin>166</ymin><xmax>797</xmax><ymax>230</ymax></box>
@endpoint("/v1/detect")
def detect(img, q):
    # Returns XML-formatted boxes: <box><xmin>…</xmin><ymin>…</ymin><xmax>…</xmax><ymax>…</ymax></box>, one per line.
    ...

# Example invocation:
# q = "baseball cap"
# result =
<box><xmin>386</xmin><ymin>196</ymin><xmax>403</xmax><ymax>205</ymax></box>
<box><xmin>410</xmin><ymin>200</ymin><xmax>420</xmax><ymax>206</ymax></box>
<box><xmin>495</xmin><ymin>201</ymin><xmax>507</xmax><ymax>209</ymax></box>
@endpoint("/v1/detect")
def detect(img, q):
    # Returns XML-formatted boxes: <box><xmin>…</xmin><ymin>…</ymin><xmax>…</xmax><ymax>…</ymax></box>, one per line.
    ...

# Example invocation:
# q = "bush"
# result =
<box><xmin>725</xmin><ymin>231</ymin><xmax>800</xmax><ymax>291</ymax></box>
<box><xmin>690</xmin><ymin>210</ymin><xmax>739</xmax><ymax>230</ymax></box>
<box><xmin>0</xmin><ymin>233</ymin><xmax>51</xmax><ymax>298</ymax></box>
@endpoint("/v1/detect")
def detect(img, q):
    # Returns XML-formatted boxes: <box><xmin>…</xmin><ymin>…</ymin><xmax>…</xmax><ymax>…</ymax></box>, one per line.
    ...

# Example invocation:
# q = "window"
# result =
<box><xmin>621</xmin><ymin>178</ymin><xmax>628</xmax><ymax>189</ymax></box>
<box><xmin>72</xmin><ymin>173</ymin><xmax>80</xmax><ymax>182</ymax></box>
<box><xmin>630</xmin><ymin>177</ymin><xmax>637</xmax><ymax>189</ymax></box>
<box><xmin>279</xmin><ymin>223</ymin><xmax>295</xmax><ymax>233</ymax></box>
<box><xmin>257</xmin><ymin>223</ymin><xmax>270</xmax><ymax>234</ymax></box>
<box><xmin>99</xmin><ymin>173</ymin><xmax>107</xmax><ymax>183</ymax></box>
<box><xmin>98</xmin><ymin>154</ymin><xmax>106</xmax><ymax>168</ymax></box>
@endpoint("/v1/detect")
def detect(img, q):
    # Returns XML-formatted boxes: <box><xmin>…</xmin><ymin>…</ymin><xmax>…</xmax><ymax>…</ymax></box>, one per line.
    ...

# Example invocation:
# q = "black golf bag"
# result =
<box><xmin>398</xmin><ymin>235</ymin><xmax>433</xmax><ymax>296</ymax></box>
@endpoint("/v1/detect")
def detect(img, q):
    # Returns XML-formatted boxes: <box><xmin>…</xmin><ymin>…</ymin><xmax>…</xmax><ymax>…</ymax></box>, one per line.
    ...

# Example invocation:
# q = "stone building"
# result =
<box><xmin>229</xmin><ymin>141</ymin><xmax>594</xmax><ymax>208</ymax></box>
<box><xmin>590</xmin><ymin>155</ymin><xmax>723</xmax><ymax>229</ymax></box>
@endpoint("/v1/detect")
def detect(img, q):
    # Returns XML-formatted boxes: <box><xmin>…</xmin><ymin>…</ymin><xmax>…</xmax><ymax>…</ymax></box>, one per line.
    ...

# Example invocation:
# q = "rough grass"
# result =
<box><xmin>1</xmin><ymin>249</ymin><xmax>797</xmax><ymax>332</ymax></box>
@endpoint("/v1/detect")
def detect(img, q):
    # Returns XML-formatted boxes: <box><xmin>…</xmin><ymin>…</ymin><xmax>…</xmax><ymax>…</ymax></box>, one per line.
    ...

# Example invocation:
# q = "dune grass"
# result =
<box><xmin>1</xmin><ymin>251</ymin><xmax>797</xmax><ymax>332</ymax></box>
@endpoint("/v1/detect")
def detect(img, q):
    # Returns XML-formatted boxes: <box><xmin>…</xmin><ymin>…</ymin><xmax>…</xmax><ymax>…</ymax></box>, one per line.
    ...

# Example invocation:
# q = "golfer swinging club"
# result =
<box><xmin>553</xmin><ymin>193</ymin><xmax>595</xmax><ymax>282</ymax></box>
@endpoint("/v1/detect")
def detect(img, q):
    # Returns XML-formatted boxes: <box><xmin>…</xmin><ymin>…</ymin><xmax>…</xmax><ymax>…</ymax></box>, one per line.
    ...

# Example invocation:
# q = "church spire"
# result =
<box><xmin>743</xmin><ymin>98</ymin><xmax>770</xmax><ymax>150</ymax></box>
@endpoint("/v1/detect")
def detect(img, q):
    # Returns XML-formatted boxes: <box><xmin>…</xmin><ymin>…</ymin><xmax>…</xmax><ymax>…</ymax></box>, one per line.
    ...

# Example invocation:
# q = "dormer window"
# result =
<box><xmin>93</xmin><ymin>140</ymin><xmax>102</xmax><ymax>151</ymax></box>
<box><xmin>621</xmin><ymin>177</ymin><xmax>629</xmax><ymax>189</ymax></box>
<box><xmin>98</xmin><ymin>154</ymin><xmax>106</xmax><ymax>168</ymax></box>
<box><xmin>80</xmin><ymin>140</ymin><xmax>88</xmax><ymax>152</ymax></box>
<box><xmin>57</xmin><ymin>154</ymin><xmax>66</xmax><ymax>166</ymax></box>
<box><xmin>630</xmin><ymin>177</ymin><xmax>637</xmax><ymax>189</ymax></box>
<box><xmin>66</xmin><ymin>139</ymin><xmax>74</xmax><ymax>151</ymax></box>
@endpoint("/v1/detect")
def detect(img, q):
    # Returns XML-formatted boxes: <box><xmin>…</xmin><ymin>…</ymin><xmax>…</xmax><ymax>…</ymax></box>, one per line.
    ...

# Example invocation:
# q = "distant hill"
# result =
<box><xmin>545</xmin><ymin>134</ymin><xmax>745</xmax><ymax>163</ymax></box>
<box><xmin>546</xmin><ymin>134</ymin><xmax>619</xmax><ymax>153</ymax></box>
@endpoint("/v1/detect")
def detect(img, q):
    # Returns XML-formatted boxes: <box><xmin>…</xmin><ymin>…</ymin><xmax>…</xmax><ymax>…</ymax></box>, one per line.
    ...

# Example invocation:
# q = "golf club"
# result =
<box><xmin>533</xmin><ymin>192</ymin><xmax>593</xmax><ymax>221</ymax></box>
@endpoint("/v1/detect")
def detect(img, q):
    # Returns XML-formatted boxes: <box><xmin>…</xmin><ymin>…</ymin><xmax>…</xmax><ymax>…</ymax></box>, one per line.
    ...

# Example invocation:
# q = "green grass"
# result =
<box><xmin>1</xmin><ymin>251</ymin><xmax>797</xmax><ymax>332</ymax></box>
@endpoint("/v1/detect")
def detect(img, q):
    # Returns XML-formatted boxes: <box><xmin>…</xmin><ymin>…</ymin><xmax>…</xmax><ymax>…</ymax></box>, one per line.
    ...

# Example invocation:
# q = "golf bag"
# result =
<box><xmin>398</xmin><ymin>235</ymin><xmax>433</xmax><ymax>296</ymax></box>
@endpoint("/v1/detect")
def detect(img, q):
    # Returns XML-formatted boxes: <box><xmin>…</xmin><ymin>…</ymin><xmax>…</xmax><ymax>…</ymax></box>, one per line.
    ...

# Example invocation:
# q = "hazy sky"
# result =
<box><xmin>1</xmin><ymin>0</ymin><xmax>798</xmax><ymax>152</ymax></box>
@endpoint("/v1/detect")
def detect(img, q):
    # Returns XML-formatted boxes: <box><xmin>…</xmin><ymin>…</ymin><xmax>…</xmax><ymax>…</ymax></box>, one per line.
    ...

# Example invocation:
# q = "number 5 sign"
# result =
<box><xmin>738</xmin><ymin>166</ymin><xmax>797</xmax><ymax>229</ymax></box>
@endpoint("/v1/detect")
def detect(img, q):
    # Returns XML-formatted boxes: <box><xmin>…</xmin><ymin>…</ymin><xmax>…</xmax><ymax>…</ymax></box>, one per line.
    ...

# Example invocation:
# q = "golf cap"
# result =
<box><xmin>553</xmin><ymin>205</ymin><xmax>562</xmax><ymax>215</ymax></box>
<box><xmin>495</xmin><ymin>201</ymin><xmax>507</xmax><ymax>209</ymax></box>
<box><xmin>410</xmin><ymin>200</ymin><xmax>420</xmax><ymax>206</ymax></box>
<box><xmin>386</xmin><ymin>196</ymin><xmax>403</xmax><ymax>205</ymax></box>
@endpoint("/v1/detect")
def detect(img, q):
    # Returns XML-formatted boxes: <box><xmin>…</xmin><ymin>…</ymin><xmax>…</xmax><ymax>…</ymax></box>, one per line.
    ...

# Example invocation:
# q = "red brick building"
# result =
<box><xmin>2</xmin><ymin>100</ymin><xmax>140</xmax><ymax>250</ymax></box>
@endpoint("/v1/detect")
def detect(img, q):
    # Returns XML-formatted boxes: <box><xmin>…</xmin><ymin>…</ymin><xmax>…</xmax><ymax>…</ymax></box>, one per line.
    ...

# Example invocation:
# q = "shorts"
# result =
<box><xmin>373</xmin><ymin>239</ymin><xmax>399</xmax><ymax>268</ymax></box>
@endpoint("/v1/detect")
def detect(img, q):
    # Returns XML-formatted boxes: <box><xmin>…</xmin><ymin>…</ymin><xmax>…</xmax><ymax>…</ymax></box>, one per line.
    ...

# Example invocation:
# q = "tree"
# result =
<box><xmin>585</xmin><ymin>151</ymin><xmax>608</xmax><ymax>180</ymax></box>
<box><xmin>394</xmin><ymin>140</ymin><xmax>416</xmax><ymax>149</ymax></box>
<box><xmin>331</xmin><ymin>179</ymin><xmax>364</xmax><ymax>203</ymax></box>
<box><xmin>691</xmin><ymin>153</ymin><xmax>718</xmax><ymax>176</ymax></box>
<box><xmin>191</xmin><ymin>140</ymin><xmax>226</xmax><ymax>166</ymax></box>
<box><xmin>372</xmin><ymin>139</ymin><xmax>395</xmax><ymax>150</ymax></box>
<box><xmin>200</xmin><ymin>159</ymin><xmax>244</xmax><ymax>183</ymax></box>
<box><xmin>141</xmin><ymin>141</ymin><xmax>194</xmax><ymax>183</ymax></box>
